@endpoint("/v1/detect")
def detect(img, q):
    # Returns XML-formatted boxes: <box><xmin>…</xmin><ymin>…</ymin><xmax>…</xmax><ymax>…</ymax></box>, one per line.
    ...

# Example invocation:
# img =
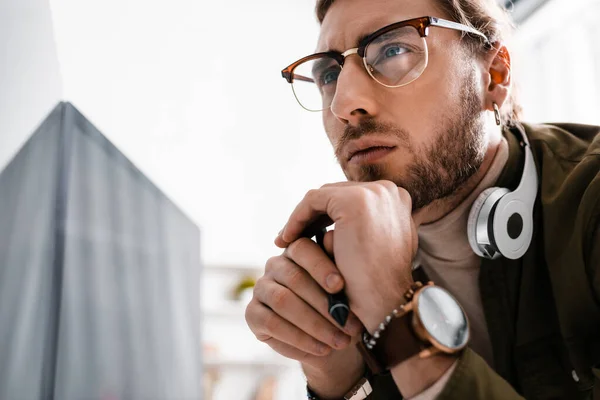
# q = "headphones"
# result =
<box><xmin>467</xmin><ymin>126</ymin><xmax>538</xmax><ymax>260</ymax></box>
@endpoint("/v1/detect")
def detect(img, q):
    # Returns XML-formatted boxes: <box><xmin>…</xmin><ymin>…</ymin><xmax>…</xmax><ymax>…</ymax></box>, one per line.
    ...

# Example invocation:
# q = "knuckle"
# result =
<box><xmin>349</xmin><ymin>187</ymin><xmax>370</xmax><ymax>207</ymax></box>
<box><xmin>286</xmin><ymin>237</ymin><xmax>311</xmax><ymax>261</ymax></box>
<box><xmin>270</xmin><ymin>285</ymin><xmax>289</xmax><ymax>308</ymax></box>
<box><xmin>368</xmin><ymin>181</ymin><xmax>385</xmax><ymax>194</ymax></box>
<box><xmin>245</xmin><ymin>300</ymin><xmax>264</xmax><ymax>333</ymax></box>
<box><xmin>256</xmin><ymin>333</ymin><xmax>272</xmax><ymax>343</ymax></box>
<box><xmin>352</xmin><ymin>185</ymin><xmax>369</xmax><ymax>199</ymax></box>
<box><xmin>244</xmin><ymin>301</ymin><xmax>254</xmax><ymax>326</ymax></box>
<box><xmin>264</xmin><ymin>255</ymin><xmax>281</xmax><ymax>274</ymax></box>
<box><xmin>283</xmin><ymin>264</ymin><xmax>305</xmax><ymax>288</ymax></box>
<box><xmin>379</xmin><ymin>180</ymin><xmax>398</xmax><ymax>192</ymax></box>
<box><xmin>253</xmin><ymin>277</ymin><xmax>265</xmax><ymax>296</ymax></box>
<box><xmin>397</xmin><ymin>186</ymin><xmax>412</xmax><ymax>204</ymax></box>
<box><xmin>304</xmin><ymin>188</ymin><xmax>319</xmax><ymax>201</ymax></box>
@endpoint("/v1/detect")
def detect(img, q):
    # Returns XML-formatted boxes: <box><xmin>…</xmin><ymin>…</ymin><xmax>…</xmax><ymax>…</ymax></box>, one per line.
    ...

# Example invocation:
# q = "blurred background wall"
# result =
<box><xmin>513</xmin><ymin>0</ymin><xmax>600</xmax><ymax>125</ymax></box>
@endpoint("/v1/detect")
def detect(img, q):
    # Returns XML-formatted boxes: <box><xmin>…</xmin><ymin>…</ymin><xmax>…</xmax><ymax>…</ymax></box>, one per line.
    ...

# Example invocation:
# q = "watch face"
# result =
<box><xmin>417</xmin><ymin>286</ymin><xmax>469</xmax><ymax>350</ymax></box>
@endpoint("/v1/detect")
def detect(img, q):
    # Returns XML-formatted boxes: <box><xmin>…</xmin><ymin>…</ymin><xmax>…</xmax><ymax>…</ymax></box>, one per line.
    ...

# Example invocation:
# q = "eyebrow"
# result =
<box><xmin>356</xmin><ymin>33</ymin><xmax>370</xmax><ymax>46</ymax></box>
<box><xmin>324</xmin><ymin>32</ymin><xmax>371</xmax><ymax>53</ymax></box>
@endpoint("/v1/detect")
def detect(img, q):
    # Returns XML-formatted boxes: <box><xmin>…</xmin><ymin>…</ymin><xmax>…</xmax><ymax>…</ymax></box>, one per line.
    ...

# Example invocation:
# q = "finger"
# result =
<box><xmin>284</xmin><ymin>238</ymin><xmax>343</xmax><ymax>293</ymax></box>
<box><xmin>246</xmin><ymin>298</ymin><xmax>332</xmax><ymax>356</ymax></box>
<box><xmin>263</xmin><ymin>337</ymin><xmax>324</xmax><ymax>368</ymax></box>
<box><xmin>254</xmin><ymin>279</ymin><xmax>351</xmax><ymax>350</ymax></box>
<box><xmin>268</xmin><ymin>253</ymin><xmax>363</xmax><ymax>336</ymax></box>
<box><xmin>323</xmin><ymin>229</ymin><xmax>334</xmax><ymax>259</ymax></box>
<box><xmin>274</xmin><ymin>234</ymin><xmax>287</xmax><ymax>248</ymax></box>
<box><xmin>274</xmin><ymin>214</ymin><xmax>333</xmax><ymax>249</ymax></box>
<box><xmin>279</xmin><ymin>187</ymin><xmax>339</xmax><ymax>245</ymax></box>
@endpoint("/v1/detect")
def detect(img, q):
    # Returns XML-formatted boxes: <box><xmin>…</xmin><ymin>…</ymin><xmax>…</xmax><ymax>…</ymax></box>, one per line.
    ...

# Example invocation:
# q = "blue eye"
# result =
<box><xmin>384</xmin><ymin>45</ymin><xmax>407</xmax><ymax>58</ymax></box>
<box><xmin>321</xmin><ymin>69</ymin><xmax>340</xmax><ymax>86</ymax></box>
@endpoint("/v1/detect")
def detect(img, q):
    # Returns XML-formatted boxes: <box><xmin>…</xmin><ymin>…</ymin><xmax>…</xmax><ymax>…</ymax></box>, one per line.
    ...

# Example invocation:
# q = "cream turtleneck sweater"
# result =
<box><xmin>409</xmin><ymin>137</ymin><xmax>509</xmax><ymax>400</ymax></box>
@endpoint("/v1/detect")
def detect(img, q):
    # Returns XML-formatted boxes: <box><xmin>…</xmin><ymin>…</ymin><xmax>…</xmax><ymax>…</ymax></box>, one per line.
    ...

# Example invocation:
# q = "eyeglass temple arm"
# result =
<box><xmin>430</xmin><ymin>17</ymin><xmax>491</xmax><ymax>45</ymax></box>
<box><xmin>289</xmin><ymin>74</ymin><xmax>314</xmax><ymax>83</ymax></box>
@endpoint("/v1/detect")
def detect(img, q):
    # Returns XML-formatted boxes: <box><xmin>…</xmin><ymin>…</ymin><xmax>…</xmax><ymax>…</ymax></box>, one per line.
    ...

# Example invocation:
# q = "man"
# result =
<box><xmin>245</xmin><ymin>0</ymin><xmax>600</xmax><ymax>398</ymax></box>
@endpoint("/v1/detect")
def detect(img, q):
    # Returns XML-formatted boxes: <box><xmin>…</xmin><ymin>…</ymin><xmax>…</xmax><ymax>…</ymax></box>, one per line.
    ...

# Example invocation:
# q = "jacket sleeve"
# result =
<box><xmin>587</xmin><ymin>207</ymin><xmax>600</xmax><ymax>318</ymax></box>
<box><xmin>368</xmin><ymin>348</ymin><xmax>525</xmax><ymax>400</ymax></box>
<box><xmin>407</xmin><ymin>361</ymin><xmax>457</xmax><ymax>400</ymax></box>
<box><xmin>435</xmin><ymin>348</ymin><xmax>524</xmax><ymax>399</ymax></box>
<box><xmin>588</xmin><ymin>220</ymin><xmax>600</xmax><ymax>400</ymax></box>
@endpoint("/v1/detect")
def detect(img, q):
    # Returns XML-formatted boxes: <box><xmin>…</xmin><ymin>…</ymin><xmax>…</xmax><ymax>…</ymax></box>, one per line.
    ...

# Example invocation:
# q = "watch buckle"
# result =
<box><xmin>418</xmin><ymin>345</ymin><xmax>442</xmax><ymax>359</ymax></box>
<box><xmin>343</xmin><ymin>377</ymin><xmax>373</xmax><ymax>400</ymax></box>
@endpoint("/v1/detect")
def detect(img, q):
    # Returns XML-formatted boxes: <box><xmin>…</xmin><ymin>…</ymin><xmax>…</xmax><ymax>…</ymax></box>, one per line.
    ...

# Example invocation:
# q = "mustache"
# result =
<box><xmin>334</xmin><ymin>118</ymin><xmax>412</xmax><ymax>161</ymax></box>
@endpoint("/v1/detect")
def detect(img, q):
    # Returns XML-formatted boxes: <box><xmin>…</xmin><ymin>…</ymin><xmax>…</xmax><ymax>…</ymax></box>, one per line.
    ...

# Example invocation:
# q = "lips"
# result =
<box><xmin>350</xmin><ymin>145</ymin><xmax>394</xmax><ymax>159</ymax></box>
<box><xmin>345</xmin><ymin>137</ymin><xmax>399</xmax><ymax>163</ymax></box>
<box><xmin>348</xmin><ymin>146</ymin><xmax>396</xmax><ymax>164</ymax></box>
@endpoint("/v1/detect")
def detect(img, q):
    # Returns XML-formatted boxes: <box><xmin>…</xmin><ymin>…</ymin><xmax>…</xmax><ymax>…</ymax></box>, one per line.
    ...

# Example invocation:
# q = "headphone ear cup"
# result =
<box><xmin>490</xmin><ymin>192</ymin><xmax>534</xmax><ymax>260</ymax></box>
<box><xmin>467</xmin><ymin>187</ymin><xmax>510</xmax><ymax>259</ymax></box>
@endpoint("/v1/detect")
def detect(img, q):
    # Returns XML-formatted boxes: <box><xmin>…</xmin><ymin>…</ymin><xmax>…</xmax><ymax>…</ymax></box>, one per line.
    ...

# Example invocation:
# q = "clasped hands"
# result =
<box><xmin>246</xmin><ymin>180</ymin><xmax>420</xmax><ymax>383</ymax></box>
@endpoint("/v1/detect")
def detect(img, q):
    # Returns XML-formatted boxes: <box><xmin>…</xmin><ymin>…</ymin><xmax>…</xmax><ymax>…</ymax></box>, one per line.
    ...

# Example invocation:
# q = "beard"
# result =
<box><xmin>334</xmin><ymin>68</ymin><xmax>486</xmax><ymax>211</ymax></box>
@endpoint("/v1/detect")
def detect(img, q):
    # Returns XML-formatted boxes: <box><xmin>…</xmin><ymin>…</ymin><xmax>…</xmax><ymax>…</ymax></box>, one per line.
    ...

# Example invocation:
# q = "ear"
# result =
<box><xmin>483</xmin><ymin>43</ymin><xmax>511</xmax><ymax>112</ymax></box>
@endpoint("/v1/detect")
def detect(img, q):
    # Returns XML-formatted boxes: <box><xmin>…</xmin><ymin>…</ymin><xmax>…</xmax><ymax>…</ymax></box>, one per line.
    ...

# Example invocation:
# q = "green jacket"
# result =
<box><xmin>371</xmin><ymin>122</ymin><xmax>600</xmax><ymax>399</ymax></box>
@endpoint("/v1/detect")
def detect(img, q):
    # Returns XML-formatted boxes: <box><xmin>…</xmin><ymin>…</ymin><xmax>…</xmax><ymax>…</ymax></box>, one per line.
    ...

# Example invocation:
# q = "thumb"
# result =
<box><xmin>323</xmin><ymin>229</ymin><xmax>335</xmax><ymax>260</ymax></box>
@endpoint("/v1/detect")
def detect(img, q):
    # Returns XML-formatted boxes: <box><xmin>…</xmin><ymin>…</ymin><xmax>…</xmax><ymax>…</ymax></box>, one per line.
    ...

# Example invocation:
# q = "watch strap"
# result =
<box><xmin>373</xmin><ymin>311</ymin><xmax>426</xmax><ymax>368</ymax></box>
<box><xmin>357</xmin><ymin>311</ymin><xmax>426</xmax><ymax>374</ymax></box>
<box><xmin>358</xmin><ymin>281</ymin><xmax>433</xmax><ymax>374</ymax></box>
<box><xmin>357</xmin><ymin>339</ymin><xmax>384</xmax><ymax>375</ymax></box>
<box><xmin>306</xmin><ymin>376</ymin><xmax>372</xmax><ymax>400</ymax></box>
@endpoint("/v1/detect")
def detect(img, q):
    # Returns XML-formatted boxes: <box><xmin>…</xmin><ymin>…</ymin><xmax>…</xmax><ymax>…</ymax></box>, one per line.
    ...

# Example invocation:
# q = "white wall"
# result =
<box><xmin>0</xmin><ymin>0</ymin><xmax>63</xmax><ymax>171</ymax></box>
<box><xmin>48</xmin><ymin>0</ymin><xmax>346</xmax><ymax>269</ymax></box>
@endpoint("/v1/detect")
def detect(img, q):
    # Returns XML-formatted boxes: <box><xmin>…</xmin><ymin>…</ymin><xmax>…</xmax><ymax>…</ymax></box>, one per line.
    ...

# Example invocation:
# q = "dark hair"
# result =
<box><xmin>315</xmin><ymin>0</ymin><xmax>522</xmax><ymax>126</ymax></box>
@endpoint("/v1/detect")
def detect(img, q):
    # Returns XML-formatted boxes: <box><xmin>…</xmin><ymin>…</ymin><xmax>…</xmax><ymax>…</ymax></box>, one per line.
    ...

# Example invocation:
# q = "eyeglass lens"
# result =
<box><xmin>291</xmin><ymin>25</ymin><xmax>428</xmax><ymax>111</ymax></box>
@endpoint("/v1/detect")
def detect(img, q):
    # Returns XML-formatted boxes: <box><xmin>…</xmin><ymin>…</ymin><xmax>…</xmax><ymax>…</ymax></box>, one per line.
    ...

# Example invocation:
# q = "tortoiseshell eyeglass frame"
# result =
<box><xmin>281</xmin><ymin>16</ymin><xmax>491</xmax><ymax>86</ymax></box>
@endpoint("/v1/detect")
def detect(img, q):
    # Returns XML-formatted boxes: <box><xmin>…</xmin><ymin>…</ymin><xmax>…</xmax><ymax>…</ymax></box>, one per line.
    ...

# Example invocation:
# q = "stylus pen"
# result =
<box><xmin>312</xmin><ymin>228</ymin><xmax>349</xmax><ymax>328</ymax></box>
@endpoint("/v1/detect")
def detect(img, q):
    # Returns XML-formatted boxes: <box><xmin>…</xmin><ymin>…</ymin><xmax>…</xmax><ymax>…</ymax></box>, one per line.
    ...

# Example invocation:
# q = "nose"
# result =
<box><xmin>329</xmin><ymin>55</ymin><xmax>379</xmax><ymax>126</ymax></box>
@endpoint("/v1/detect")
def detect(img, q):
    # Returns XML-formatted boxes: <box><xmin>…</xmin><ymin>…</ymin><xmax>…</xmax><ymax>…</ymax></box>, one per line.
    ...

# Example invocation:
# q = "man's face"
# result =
<box><xmin>317</xmin><ymin>0</ymin><xmax>490</xmax><ymax>210</ymax></box>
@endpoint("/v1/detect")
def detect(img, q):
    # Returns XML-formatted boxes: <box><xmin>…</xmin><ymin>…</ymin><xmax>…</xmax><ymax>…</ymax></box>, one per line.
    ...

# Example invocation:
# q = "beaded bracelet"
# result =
<box><xmin>362</xmin><ymin>281</ymin><xmax>432</xmax><ymax>350</ymax></box>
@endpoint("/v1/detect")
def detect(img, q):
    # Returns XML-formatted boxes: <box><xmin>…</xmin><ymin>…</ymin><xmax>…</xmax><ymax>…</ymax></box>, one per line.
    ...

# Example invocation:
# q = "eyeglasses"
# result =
<box><xmin>281</xmin><ymin>16</ymin><xmax>490</xmax><ymax>112</ymax></box>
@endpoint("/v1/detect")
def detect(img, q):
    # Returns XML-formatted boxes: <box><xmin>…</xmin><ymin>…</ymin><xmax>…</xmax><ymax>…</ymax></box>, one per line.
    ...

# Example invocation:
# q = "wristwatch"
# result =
<box><xmin>358</xmin><ymin>282</ymin><xmax>470</xmax><ymax>374</ymax></box>
<box><xmin>306</xmin><ymin>377</ymin><xmax>372</xmax><ymax>400</ymax></box>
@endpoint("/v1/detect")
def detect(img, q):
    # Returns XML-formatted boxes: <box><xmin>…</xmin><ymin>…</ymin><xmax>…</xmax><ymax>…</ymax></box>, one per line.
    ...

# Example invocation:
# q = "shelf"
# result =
<box><xmin>204</xmin><ymin>358</ymin><xmax>296</xmax><ymax>370</ymax></box>
<box><xmin>203</xmin><ymin>264</ymin><xmax>264</xmax><ymax>275</ymax></box>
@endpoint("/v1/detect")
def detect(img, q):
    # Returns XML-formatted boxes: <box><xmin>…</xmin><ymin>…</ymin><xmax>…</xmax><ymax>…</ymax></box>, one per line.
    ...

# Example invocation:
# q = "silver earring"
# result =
<box><xmin>493</xmin><ymin>103</ymin><xmax>501</xmax><ymax>126</ymax></box>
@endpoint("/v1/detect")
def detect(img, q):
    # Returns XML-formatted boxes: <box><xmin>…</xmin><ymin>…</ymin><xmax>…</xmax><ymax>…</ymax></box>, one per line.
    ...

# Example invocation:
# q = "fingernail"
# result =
<box><xmin>326</xmin><ymin>274</ymin><xmax>342</xmax><ymax>290</ymax></box>
<box><xmin>316</xmin><ymin>342</ymin><xmax>330</xmax><ymax>355</ymax></box>
<box><xmin>334</xmin><ymin>331</ymin><xmax>351</xmax><ymax>349</ymax></box>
